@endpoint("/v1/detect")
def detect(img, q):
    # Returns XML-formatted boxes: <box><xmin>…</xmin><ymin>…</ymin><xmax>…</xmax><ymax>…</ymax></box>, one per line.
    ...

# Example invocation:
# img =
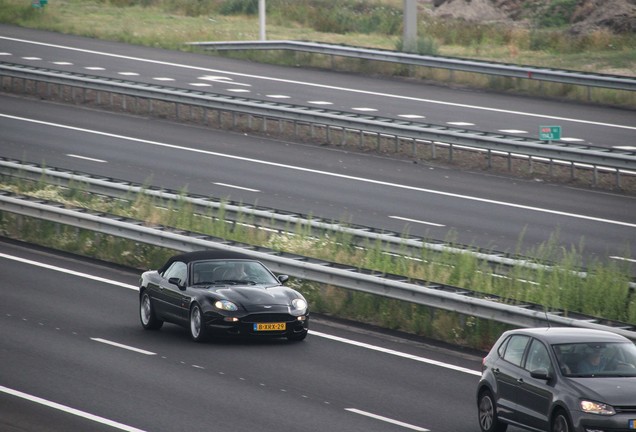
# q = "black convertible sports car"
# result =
<box><xmin>139</xmin><ymin>250</ymin><xmax>309</xmax><ymax>342</ymax></box>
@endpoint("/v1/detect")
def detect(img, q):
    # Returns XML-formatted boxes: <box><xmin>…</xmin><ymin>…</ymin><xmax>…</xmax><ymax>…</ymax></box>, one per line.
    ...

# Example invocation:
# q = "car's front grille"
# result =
<box><xmin>615</xmin><ymin>405</ymin><xmax>636</xmax><ymax>414</ymax></box>
<box><xmin>242</xmin><ymin>313</ymin><xmax>295</xmax><ymax>323</ymax></box>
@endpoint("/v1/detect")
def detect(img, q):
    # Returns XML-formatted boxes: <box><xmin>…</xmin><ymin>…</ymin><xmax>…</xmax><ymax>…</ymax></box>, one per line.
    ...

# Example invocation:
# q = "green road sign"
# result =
<box><xmin>539</xmin><ymin>125</ymin><xmax>561</xmax><ymax>141</ymax></box>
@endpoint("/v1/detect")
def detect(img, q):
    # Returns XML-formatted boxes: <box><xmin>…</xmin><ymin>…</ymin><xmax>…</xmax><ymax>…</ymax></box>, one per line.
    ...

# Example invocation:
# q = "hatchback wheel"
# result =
<box><xmin>552</xmin><ymin>411</ymin><xmax>571</xmax><ymax>432</ymax></box>
<box><xmin>478</xmin><ymin>390</ymin><xmax>507</xmax><ymax>432</ymax></box>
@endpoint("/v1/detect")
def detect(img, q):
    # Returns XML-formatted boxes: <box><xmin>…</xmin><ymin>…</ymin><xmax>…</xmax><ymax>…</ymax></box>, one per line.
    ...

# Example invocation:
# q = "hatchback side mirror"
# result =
<box><xmin>530</xmin><ymin>368</ymin><xmax>551</xmax><ymax>380</ymax></box>
<box><xmin>278</xmin><ymin>275</ymin><xmax>289</xmax><ymax>284</ymax></box>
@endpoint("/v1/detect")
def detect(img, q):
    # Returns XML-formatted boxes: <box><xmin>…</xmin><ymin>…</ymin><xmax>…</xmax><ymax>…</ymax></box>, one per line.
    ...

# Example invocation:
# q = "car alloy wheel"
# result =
<box><xmin>140</xmin><ymin>291</ymin><xmax>162</xmax><ymax>330</ymax></box>
<box><xmin>478</xmin><ymin>390</ymin><xmax>507</xmax><ymax>432</ymax></box>
<box><xmin>189</xmin><ymin>304</ymin><xmax>207</xmax><ymax>342</ymax></box>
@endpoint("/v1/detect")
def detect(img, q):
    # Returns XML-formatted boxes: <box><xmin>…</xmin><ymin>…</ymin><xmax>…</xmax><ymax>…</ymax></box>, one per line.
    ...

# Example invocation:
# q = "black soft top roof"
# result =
<box><xmin>158</xmin><ymin>250</ymin><xmax>252</xmax><ymax>273</ymax></box>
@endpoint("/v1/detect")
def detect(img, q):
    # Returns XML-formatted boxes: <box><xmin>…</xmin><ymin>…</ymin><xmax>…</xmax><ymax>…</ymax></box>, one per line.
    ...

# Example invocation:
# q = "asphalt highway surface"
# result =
<box><xmin>1</xmin><ymin>25</ymin><xmax>634</xmax><ymax>270</ymax></box>
<box><xmin>1</xmin><ymin>24</ymin><xmax>634</xmax><ymax>432</ymax></box>
<box><xmin>1</xmin><ymin>240</ymin><xmax>487</xmax><ymax>432</ymax></box>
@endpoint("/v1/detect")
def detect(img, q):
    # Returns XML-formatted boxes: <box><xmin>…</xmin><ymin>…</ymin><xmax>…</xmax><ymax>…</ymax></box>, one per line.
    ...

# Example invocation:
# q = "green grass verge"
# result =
<box><xmin>1</xmin><ymin>176</ymin><xmax>633</xmax><ymax>349</ymax></box>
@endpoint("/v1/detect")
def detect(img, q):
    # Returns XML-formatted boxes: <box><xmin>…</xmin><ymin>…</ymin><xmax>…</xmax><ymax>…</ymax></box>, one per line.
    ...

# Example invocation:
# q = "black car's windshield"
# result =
<box><xmin>553</xmin><ymin>341</ymin><xmax>636</xmax><ymax>377</ymax></box>
<box><xmin>191</xmin><ymin>260</ymin><xmax>280</xmax><ymax>286</ymax></box>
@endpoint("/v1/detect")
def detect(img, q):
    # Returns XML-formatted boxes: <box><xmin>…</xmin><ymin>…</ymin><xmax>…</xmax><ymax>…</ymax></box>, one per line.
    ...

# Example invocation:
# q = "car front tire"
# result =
<box><xmin>552</xmin><ymin>410</ymin><xmax>572</xmax><ymax>432</ymax></box>
<box><xmin>140</xmin><ymin>290</ymin><xmax>163</xmax><ymax>330</ymax></box>
<box><xmin>189</xmin><ymin>303</ymin><xmax>208</xmax><ymax>342</ymax></box>
<box><xmin>478</xmin><ymin>389</ymin><xmax>507</xmax><ymax>432</ymax></box>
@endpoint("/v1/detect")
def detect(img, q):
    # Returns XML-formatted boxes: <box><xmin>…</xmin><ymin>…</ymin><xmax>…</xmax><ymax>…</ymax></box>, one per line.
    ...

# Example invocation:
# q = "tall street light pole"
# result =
<box><xmin>403</xmin><ymin>0</ymin><xmax>417</xmax><ymax>52</ymax></box>
<box><xmin>259</xmin><ymin>0</ymin><xmax>266</xmax><ymax>41</ymax></box>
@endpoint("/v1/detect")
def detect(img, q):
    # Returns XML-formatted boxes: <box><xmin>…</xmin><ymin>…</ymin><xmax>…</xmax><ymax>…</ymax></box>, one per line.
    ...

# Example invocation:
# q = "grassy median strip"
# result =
<box><xmin>0</xmin><ymin>176</ymin><xmax>633</xmax><ymax>349</ymax></box>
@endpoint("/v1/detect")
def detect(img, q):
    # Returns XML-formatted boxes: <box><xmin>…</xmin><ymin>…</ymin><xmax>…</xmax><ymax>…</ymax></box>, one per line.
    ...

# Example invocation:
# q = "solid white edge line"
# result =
<box><xmin>0</xmin><ymin>253</ymin><xmax>138</xmax><ymax>291</ymax></box>
<box><xmin>610</xmin><ymin>256</ymin><xmax>636</xmax><ymax>263</ymax></box>
<box><xmin>91</xmin><ymin>338</ymin><xmax>156</xmax><ymax>355</ymax></box>
<box><xmin>310</xmin><ymin>330</ymin><xmax>481</xmax><ymax>376</ymax></box>
<box><xmin>0</xmin><ymin>385</ymin><xmax>147</xmax><ymax>432</ymax></box>
<box><xmin>346</xmin><ymin>408</ymin><xmax>430</xmax><ymax>431</ymax></box>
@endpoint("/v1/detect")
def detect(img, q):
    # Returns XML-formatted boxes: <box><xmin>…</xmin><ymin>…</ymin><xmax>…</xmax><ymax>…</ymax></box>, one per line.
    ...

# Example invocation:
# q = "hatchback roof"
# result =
<box><xmin>503</xmin><ymin>327</ymin><xmax>629</xmax><ymax>345</ymax></box>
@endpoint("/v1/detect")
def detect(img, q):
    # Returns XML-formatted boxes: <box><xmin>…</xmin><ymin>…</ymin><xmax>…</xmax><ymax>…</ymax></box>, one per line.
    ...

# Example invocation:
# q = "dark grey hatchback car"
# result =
<box><xmin>477</xmin><ymin>327</ymin><xmax>636</xmax><ymax>432</ymax></box>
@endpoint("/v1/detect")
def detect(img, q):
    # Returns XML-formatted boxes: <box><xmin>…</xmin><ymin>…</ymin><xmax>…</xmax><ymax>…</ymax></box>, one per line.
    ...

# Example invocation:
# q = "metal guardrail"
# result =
<box><xmin>187</xmin><ymin>40</ymin><xmax>636</xmax><ymax>92</ymax></box>
<box><xmin>1</xmin><ymin>62</ymin><xmax>636</xmax><ymax>184</ymax></box>
<box><xmin>1</xmin><ymin>190</ymin><xmax>634</xmax><ymax>340</ymax></box>
<box><xmin>10</xmin><ymin>157</ymin><xmax>636</xmax><ymax>294</ymax></box>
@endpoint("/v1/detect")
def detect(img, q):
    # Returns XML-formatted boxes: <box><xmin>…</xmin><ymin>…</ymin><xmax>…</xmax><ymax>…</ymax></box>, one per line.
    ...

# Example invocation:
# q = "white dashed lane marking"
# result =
<box><xmin>389</xmin><ymin>215</ymin><xmax>445</xmax><ymax>227</ymax></box>
<box><xmin>66</xmin><ymin>154</ymin><xmax>107</xmax><ymax>163</ymax></box>
<box><xmin>91</xmin><ymin>338</ymin><xmax>156</xmax><ymax>356</ymax></box>
<box><xmin>499</xmin><ymin>129</ymin><xmax>528</xmax><ymax>134</ymax></box>
<box><xmin>560</xmin><ymin>137</ymin><xmax>585</xmax><ymax>142</ymax></box>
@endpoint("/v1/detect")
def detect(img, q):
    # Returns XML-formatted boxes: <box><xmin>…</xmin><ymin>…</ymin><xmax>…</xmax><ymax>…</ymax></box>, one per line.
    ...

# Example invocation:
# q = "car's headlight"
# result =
<box><xmin>292</xmin><ymin>298</ymin><xmax>307</xmax><ymax>311</ymax></box>
<box><xmin>215</xmin><ymin>299</ymin><xmax>238</xmax><ymax>311</ymax></box>
<box><xmin>580</xmin><ymin>400</ymin><xmax>616</xmax><ymax>415</ymax></box>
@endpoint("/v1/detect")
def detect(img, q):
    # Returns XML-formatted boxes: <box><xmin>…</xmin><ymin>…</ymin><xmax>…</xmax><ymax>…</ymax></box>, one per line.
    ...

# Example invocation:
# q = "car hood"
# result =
<box><xmin>568</xmin><ymin>377</ymin><xmax>636</xmax><ymax>405</ymax></box>
<box><xmin>211</xmin><ymin>285</ymin><xmax>297</xmax><ymax>308</ymax></box>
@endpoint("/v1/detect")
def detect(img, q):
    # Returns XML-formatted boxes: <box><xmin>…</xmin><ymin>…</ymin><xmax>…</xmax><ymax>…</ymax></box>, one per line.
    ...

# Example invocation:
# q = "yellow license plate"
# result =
<box><xmin>254</xmin><ymin>322</ymin><xmax>286</xmax><ymax>331</ymax></box>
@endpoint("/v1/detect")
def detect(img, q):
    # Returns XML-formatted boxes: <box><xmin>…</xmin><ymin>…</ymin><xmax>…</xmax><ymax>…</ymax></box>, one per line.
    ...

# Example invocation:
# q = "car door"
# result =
<box><xmin>157</xmin><ymin>261</ymin><xmax>189</xmax><ymax>323</ymax></box>
<box><xmin>492</xmin><ymin>334</ymin><xmax>531</xmax><ymax>424</ymax></box>
<box><xmin>515</xmin><ymin>338</ymin><xmax>554</xmax><ymax>431</ymax></box>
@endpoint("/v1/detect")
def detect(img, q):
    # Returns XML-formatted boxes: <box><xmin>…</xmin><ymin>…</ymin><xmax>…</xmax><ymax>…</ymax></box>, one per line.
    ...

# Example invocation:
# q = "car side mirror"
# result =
<box><xmin>278</xmin><ymin>275</ymin><xmax>289</xmax><ymax>284</ymax></box>
<box><xmin>168</xmin><ymin>277</ymin><xmax>186</xmax><ymax>291</ymax></box>
<box><xmin>530</xmin><ymin>368</ymin><xmax>551</xmax><ymax>380</ymax></box>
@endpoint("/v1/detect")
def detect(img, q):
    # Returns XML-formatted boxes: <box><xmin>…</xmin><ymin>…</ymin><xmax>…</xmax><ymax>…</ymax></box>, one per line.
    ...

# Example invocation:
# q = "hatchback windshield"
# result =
<box><xmin>553</xmin><ymin>341</ymin><xmax>636</xmax><ymax>377</ymax></box>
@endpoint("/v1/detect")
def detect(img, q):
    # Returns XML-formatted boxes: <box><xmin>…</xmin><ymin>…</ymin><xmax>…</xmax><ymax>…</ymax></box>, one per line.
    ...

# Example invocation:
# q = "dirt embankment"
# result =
<box><xmin>429</xmin><ymin>0</ymin><xmax>636</xmax><ymax>34</ymax></box>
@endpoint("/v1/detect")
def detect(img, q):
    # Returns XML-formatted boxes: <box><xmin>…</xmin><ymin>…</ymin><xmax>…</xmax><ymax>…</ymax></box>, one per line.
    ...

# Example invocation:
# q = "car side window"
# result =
<box><xmin>163</xmin><ymin>261</ymin><xmax>187</xmax><ymax>285</ymax></box>
<box><xmin>525</xmin><ymin>339</ymin><xmax>551</xmax><ymax>372</ymax></box>
<box><xmin>502</xmin><ymin>335</ymin><xmax>530</xmax><ymax>367</ymax></box>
